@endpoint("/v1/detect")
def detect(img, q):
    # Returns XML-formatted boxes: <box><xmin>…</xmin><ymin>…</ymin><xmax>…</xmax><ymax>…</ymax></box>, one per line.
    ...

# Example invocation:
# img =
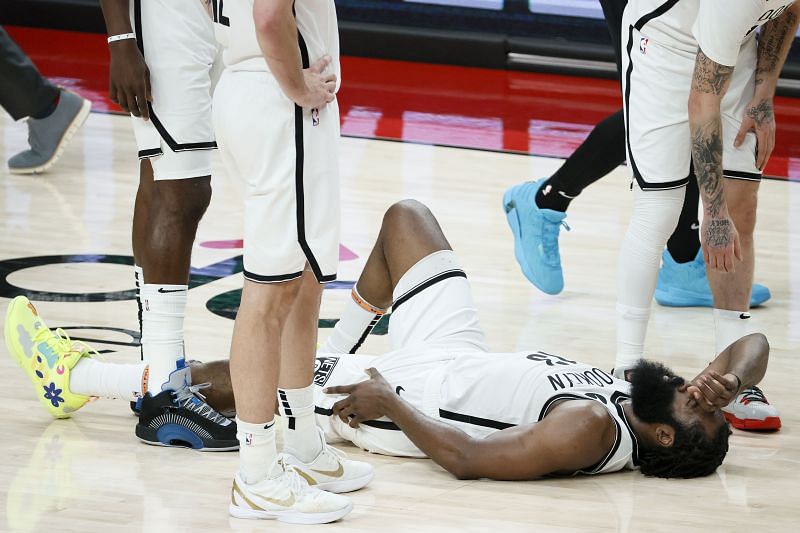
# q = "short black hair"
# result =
<box><xmin>638</xmin><ymin>417</ymin><xmax>731</xmax><ymax>478</ymax></box>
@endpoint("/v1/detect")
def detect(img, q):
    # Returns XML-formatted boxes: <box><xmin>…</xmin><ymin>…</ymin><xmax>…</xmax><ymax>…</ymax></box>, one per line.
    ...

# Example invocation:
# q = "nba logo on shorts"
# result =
<box><xmin>639</xmin><ymin>37</ymin><xmax>649</xmax><ymax>54</ymax></box>
<box><xmin>245</xmin><ymin>433</ymin><xmax>253</xmax><ymax>446</ymax></box>
<box><xmin>312</xmin><ymin>108</ymin><xmax>320</xmax><ymax>126</ymax></box>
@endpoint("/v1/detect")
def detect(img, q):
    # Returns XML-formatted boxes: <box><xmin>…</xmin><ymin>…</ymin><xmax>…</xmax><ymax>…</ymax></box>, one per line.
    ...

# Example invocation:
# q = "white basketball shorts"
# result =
<box><xmin>623</xmin><ymin>21</ymin><xmax>761</xmax><ymax>191</ymax></box>
<box><xmin>129</xmin><ymin>0</ymin><xmax>220</xmax><ymax>180</ymax></box>
<box><xmin>212</xmin><ymin>69</ymin><xmax>341</xmax><ymax>282</ymax></box>
<box><xmin>312</xmin><ymin>250</ymin><xmax>489</xmax><ymax>457</ymax></box>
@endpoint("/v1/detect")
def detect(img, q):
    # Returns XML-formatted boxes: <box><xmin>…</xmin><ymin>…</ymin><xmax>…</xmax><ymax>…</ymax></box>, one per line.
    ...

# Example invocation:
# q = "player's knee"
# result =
<box><xmin>629</xmin><ymin>189</ymin><xmax>684</xmax><ymax>244</ymax></box>
<box><xmin>730</xmin><ymin>203</ymin><xmax>757</xmax><ymax>238</ymax></box>
<box><xmin>382</xmin><ymin>199</ymin><xmax>432</xmax><ymax>230</ymax></box>
<box><xmin>153</xmin><ymin>177</ymin><xmax>212</xmax><ymax>225</ymax></box>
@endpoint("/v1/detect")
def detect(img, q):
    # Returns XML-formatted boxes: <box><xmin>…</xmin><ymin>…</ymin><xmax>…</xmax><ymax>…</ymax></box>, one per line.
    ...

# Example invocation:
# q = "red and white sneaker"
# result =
<box><xmin>722</xmin><ymin>387</ymin><xmax>781</xmax><ymax>431</ymax></box>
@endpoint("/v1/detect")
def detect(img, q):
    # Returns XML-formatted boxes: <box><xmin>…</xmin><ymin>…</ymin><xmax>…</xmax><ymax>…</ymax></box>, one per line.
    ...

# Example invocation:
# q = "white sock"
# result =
<box><xmin>140</xmin><ymin>283</ymin><xmax>188</xmax><ymax>391</ymax></box>
<box><xmin>615</xmin><ymin>303</ymin><xmax>650</xmax><ymax>374</ymax></box>
<box><xmin>237</xmin><ymin>418</ymin><xmax>277</xmax><ymax>484</ymax></box>
<box><xmin>278</xmin><ymin>385</ymin><xmax>323</xmax><ymax>463</ymax></box>
<box><xmin>714</xmin><ymin>308</ymin><xmax>758</xmax><ymax>355</ymax></box>
<box><xmin>134</xmin><ymin>265</ymin><xmax>144</xmax><ymax>361</ymax></box>
<box><xmin>69</xmin><ymin>359</ymin><xmax>149</xmax><ymax>400</ymax></box>
<box><xmin>321</xmin><ymin>286</ymin><xmax>386</xmax><ymax>353</ymax></box>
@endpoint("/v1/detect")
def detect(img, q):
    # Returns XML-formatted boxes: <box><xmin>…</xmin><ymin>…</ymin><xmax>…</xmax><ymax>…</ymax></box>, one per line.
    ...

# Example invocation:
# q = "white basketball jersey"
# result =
<box><xmin>626</xmin><ymin>0</ymin><xmax>796</xmax><ymax>64</ymax></box>
<box><xmin>210</xmin><ymin>0</ymin><xmax>340</xmax><ymax>86</ymax></box>
<box><xmin>437</xmin><ymin>351</ymin><xmax>638</xmax><ymax>474</ymax></box>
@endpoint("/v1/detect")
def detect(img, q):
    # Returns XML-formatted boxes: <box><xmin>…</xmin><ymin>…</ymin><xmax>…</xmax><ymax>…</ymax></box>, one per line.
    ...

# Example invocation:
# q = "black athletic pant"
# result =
<box><xmin>536</xmin><ymin>0</ymin><xmax>700</xmax><ymax>263</ymax></box>
<box><xmin>0</xmin><ymin>26</ymin><xmax>60</xmax><ymax>121</ymax></box>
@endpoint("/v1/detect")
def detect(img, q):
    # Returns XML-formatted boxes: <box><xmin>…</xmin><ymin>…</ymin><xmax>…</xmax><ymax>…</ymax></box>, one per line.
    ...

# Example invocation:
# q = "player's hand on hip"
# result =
<box><xmin>687</xmin><ymin>371</ymin><xmax>738</xmax><ymax>411</ymax></box>
<box><xmin>108</xmin><ymin>39</ymin><xmax>152</xmax><ymax>120</ymax></box>
<box><xmin>325</xmin><ymin>368</ymin><xmax>393</xmax><ymax>429</ymax></box>
<box><xmin>293</xmin><ymin>55</ymin><xmax>337</xmax><ymax>109</ymax></box>
<box><xmin>734</xmin><ymin>96</ymin><xmax>776</xmax><ymax>171</ymax></box>
<box><xmin>701</xmin><ymin>215</ymin><xmax>742</xmax><ymax>273</ymax></box>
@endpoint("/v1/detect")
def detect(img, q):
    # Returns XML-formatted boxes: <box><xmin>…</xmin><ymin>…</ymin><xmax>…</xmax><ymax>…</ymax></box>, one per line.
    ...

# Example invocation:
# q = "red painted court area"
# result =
<box><xmin>7</xmin><ymin>25</ymin><xmax>800</xmax><ymax>180</ymax></box>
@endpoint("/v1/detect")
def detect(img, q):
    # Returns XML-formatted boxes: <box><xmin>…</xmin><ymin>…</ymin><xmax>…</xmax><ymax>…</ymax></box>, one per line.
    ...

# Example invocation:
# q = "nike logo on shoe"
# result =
<box><xmin>157</xmin><ymin>288</ymin><xmax>185</xmax><ymax>293</ymax></box>
<box><xmin>311</xmin><ymin>463</ymin><xmax>344</xmax><ymax>478</ymax></box>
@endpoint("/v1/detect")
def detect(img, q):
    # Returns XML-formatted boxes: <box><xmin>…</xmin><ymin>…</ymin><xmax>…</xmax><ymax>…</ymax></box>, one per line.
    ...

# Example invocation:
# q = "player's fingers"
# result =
<box><xmin>325</xmin><ymin>384</ymin><xmax>355</xmax><ymax>395</ymax></box>
<box><xmin>325</xmin><ymin>80</ymin><xmax>336</xmax><ymax>93</ymax></box>
<box><xmin>734</xmin><ymin>234</ymin><xmax>742</xmax><ymax>262</ymax></box>
<box><xmin>734</xmin><ymin>120</ymin><xmax>750</xmax><ymax>148</ymax></box>
<box><xmin>135</xmin><ymin>83</ymin><xmax>149</xmax><ymax>121</ymax></box>
<box><xmin>331</xmin><ymin>398</ymin><xmax>350</xmax><ymax>417</ymax></box>
<box><xmin>337</xmin><ymin>405</ymin><xmax>355</xmax><ymax>424</ymax></box>
<box><xmin>724</xmin><ymin>248</ymin><xmax>734</xmax><ymax>273</ymax></box>
<box><xmin>309</xmin><ymin>55</ymin><xmax>331</xmax><ymax>74</ymax></box>
<box><xmin>125</xmin><ymin>86</ymin><xmax>143</xmax><ymax>117</ymax></box>
<box><xmin>109</xmin><ymin>82</ymin><xmax>119</xmax><ymax>104</ymax></box>
<box><xmin>709</xmin><ymin>251</ymin><xmax>720</xmax><ymax>272</ymax></box>
<box><xmin>324</xmin><ymin>92</ymin><xmax>335</xmax><ymax>103</ymax></box>
<box><xmin>755</xmin><ymin>130</ymin><xmax>768</xmax><ymax>169</ymax></box>
<box><xmin>323</xmin><ymin>72</ymin><xmax>337</xmax><ymax>84</ymax></box>
<box><xmin>117</xmin><ymin>89</ymin><xmax>133</xmax><ymax>115</ymax></box>
<box><xmin>700</xmin><ymin>375</ymin><xmax>727</xmax><ymax>398</ymax></box>
<box><xmin>144</xmin><ymin>67</ymin><xmax>153</xmax><ymax>102</ymax></box>
<box><xmin>762</xmin><ymin>134</ymin><xmax>775</xmax><ymax>171</ymax></box>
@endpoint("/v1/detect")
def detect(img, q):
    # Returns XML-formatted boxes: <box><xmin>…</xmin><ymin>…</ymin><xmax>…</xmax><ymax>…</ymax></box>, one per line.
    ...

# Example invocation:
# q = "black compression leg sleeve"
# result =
<box><xmin>666</xmin><ymin>176</ymin><xmax>702</xmax><ymax>263</ymax></box>
<box><xmin>536</xmin><ymin>109</ymin><xmax>626</xmax><ymax>212</ymax></box>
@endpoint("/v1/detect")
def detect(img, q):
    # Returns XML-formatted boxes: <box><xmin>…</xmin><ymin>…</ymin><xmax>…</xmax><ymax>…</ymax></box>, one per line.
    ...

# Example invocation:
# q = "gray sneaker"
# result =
<box><xmin>8</xmin><ymin>89</ymin><xmax>92</xmax><ymax>174</ymax></box>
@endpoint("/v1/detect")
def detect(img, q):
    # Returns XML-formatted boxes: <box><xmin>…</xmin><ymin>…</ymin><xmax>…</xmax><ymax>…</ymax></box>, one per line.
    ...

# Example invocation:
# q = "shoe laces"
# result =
<box><xmin>32</xmin><ymin>327</ymin><xmax>100</xmax><ymax>360</ymax></box>
<box><xmin>740</xmin><ymin>386</ymin><xmax>769</xmax><ymax>405</ymax></box>
<box><xmin>540</xmin><ymin>219</ymin><xmax>570</xmax><ymax>266</ymax></box>
<box><xmin>275</xmin><ymin>458</ymin><xmax>313</xmax><ymax>495</ymax></box>
<box><xmin>173</xmin><ymin>382</ymin><xmax>230</xmax><ymax>425</ymax></box>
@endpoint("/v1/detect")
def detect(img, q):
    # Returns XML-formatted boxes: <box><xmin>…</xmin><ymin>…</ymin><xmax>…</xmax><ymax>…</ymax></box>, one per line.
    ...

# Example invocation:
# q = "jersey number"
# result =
<box><xmin>526</xmin><ymin>351</ymin><xmax>577</xmax><ymax>366</ymax></box>
<box><xmin>211</xmin><ymin>0</ymin><xmax>230</xmax><ymax>27</ymax></box>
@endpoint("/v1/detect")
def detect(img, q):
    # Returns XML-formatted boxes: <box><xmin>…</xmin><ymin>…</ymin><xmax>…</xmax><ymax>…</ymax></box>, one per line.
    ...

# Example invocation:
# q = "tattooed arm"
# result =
<box><xmin>734</xmin><ymin>4</ymin><xmax>800</xmax><ymax>170</ymax></box>
<box><xmin>688</xmin><ymin>50</ymin><xmax>741</xmax><ymax>273</ymax></box>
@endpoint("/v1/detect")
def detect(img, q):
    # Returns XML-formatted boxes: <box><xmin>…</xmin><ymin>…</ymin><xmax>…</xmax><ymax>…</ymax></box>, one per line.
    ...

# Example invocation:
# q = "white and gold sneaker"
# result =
<box><xmin>281</xmin><ymin>428</ymin><xmax>374</xmax><ymax>493</ymax></box>
<box><xmin>229</xmin><ymin>462</ymin><xmax>352</xmax><ymax>524</ymax></box>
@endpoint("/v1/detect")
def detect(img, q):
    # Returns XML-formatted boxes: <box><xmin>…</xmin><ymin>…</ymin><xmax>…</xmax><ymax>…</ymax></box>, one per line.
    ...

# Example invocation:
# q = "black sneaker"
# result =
<box><xmin>135</xmin><ymin>376</ymin><xmax>238</xmax><ymax>451</ymax></box>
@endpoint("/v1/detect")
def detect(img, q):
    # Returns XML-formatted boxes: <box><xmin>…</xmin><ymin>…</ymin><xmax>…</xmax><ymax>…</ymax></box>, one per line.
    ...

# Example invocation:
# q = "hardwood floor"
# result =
<box><xmin>1</xmin><ymin>111</ymin><xmax>798</xmax><ymax>532</ymax></box>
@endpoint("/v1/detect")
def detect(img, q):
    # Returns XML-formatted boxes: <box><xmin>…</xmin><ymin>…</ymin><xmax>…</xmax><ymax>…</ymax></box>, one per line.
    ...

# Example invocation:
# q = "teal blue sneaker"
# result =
<box><xmin>503</xmin><ymin>179</ymin><xmax>570</xmax><ymax>295</ymax></box>
<box><xmin>655</xmin><ymin>249</ymin><xmax>771</xmax><ymax>308</ymax></box>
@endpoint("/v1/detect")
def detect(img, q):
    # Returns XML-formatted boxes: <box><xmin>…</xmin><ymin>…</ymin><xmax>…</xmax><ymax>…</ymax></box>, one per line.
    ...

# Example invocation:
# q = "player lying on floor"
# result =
<box><xmin>6</xmin><ymin>200</ymin><xmax>769</xmax><ymax>479</ymax></box>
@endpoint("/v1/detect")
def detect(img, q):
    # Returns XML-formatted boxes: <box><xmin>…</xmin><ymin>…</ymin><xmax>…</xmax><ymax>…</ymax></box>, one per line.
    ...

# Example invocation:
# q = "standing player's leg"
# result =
<box><xmin>502</xmin><ymin>0</ymin><xmax>627</xmax><ymax>295</ymax></box>
<box><xmin>214</xmin><ymin>59</ymin><xmax>363</xmax><ymax>520</ymax></box>
<box><xmin>613</xmin><ymin>18</ymin><xmax>694</xmax><ymax>377</ymax></box>
<box><xmin>100</xmin><ymin>0</ymin><xmax>236</xmax><ymax>448</ymax></box>
<box><xmin>656</xmin><ymin>176</ymin><xmax>771</xmax><ymax>308</ymax></box>
<box><xmin>615</xmin><ymin>186</ymin><xmax>685</xmax><ymax>376</ymax></box>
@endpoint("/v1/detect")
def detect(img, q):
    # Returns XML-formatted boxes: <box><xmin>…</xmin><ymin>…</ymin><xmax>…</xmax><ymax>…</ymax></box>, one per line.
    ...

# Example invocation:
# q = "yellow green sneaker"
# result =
<box><xmin>4</xmin><ymin>296</ymin><xmax>95</xmax><ymax>418</ymax></box>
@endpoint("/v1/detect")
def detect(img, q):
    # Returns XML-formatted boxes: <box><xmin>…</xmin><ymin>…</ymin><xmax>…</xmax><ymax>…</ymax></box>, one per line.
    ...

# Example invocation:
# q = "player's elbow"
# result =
<box><xmin>442</xmin><ymin>444</ymin><xmax>480</xmax><ymax>480</ymax></box>
<box><xmin>448</xmin><ymin>462</ymin><xmax>478</xmax><ymax>480</ymax></box>
<box><xmin>253</xmin><ymin>2</ymin><xmax>288</xmax><ymax>34</ymax></box>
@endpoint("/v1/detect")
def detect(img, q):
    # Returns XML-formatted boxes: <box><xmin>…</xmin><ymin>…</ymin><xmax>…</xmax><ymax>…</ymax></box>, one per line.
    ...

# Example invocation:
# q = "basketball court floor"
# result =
<box><xmin>1</xmin><ymin>26</ymin><xmax>799</xmax><ymax>532</ymax></box>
